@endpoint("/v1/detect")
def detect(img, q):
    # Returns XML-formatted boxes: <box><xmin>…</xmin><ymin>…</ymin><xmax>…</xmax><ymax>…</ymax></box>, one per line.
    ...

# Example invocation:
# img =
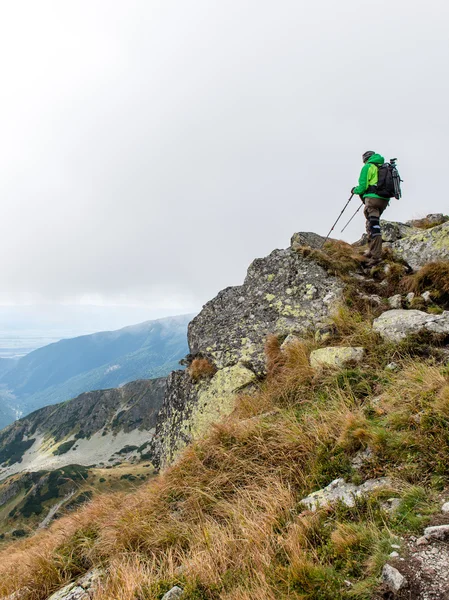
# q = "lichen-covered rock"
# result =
<box><xmin>373</xmin><ymin>309</ymin><xmax>449</xmax><ymax>342</ymax></box>
<box><xmin>390</xmin><ymin>220</ymin><xmax>449</xmax><ymax>269</ymax></box>
<box><xmin>299</xmin><ymin>477</ymin><xmax>393</xmax><ymax>511</ymax></box>
<box><xmin>381</xmin><ymin>220</ymin><xmax>417</xmax><ymax>243</ymax></box>
<box><xmin>290</xmin><ymin>231</ymin><xmax>327</xmax><ymax>249</ymax></box>
<box><xmin>309</xmin><ymin>346</ymin><xmax>365</xmax><ymax>368</ymax></box>
<box><xmin>46</xmin><ymin>569</ymin><xmax>102</xmax><ymax>600</ymax></box>
<box><xmin>188</xmin><ymin>242</ymin><xmax>343</xmax><ymax>373</ymax></box>
<box><xmin>150</xmin><ymin>364</ymin><xmax>256</xmax><ymax>468</ymax></box>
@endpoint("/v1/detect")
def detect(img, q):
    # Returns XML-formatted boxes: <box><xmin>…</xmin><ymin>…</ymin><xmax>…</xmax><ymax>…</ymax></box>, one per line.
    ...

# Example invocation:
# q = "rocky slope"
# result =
<box><xmin>0</xmin><ymin>213</ymin><xmax>449</xmax><ymax>600</ymax></box>
<box><xmin>151</xmin><ymin>233</ymin><xmax>344</xmax><ymax>466</ymax></box>
<box><xmin>0</xmin><ymin>314</ymin><xmax>191</xmax><ymax>426</ymax></box>
<box><xmin>0</xmin><ymin>378</ymin><xmax>165</xmax><ymax>483</ymax></box>
<box><xmin>150</xmin><ymin>215</ymin><xmax>449</xmax><ymax>469</ymax></box>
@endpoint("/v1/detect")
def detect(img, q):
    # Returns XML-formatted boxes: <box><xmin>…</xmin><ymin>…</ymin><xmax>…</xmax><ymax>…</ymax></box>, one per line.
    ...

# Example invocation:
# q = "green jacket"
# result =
<box><xmin>353</xmin><ymin>153</ymin><xmax>385</xmax><ymax>199</ymax></box>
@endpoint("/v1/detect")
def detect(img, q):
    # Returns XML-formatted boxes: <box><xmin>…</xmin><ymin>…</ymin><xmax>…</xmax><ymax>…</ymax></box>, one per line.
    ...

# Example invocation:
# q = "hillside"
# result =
<box><xmin>0</xmin><ymin>314</ymin><xmax>191</xmax><ymax>426</ymax></box>
<box><xmin>0</xmin><ymin>378</ymin><xmax>165</xmax><ymax>482</ymax></box>
<box><xmin>0</xmin><ymin>378</ymin><xmax>165</xmax><ymax>542</ymax></box>
<box><xmin>0</xmin><ymin>215</ymin><xmax>448</xmax><ymax>600</ymax></box>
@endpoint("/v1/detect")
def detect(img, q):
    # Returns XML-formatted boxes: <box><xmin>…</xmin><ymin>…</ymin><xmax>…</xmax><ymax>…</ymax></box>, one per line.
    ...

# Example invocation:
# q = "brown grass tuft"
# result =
<box><xmin>264</xmin><ymin>334</ymin><xmax>284</xmax><ymax>378</ymax></box>
<box><xmin>294</xmin><ymin>239</ymin><xmax>366</xmax><ymax>276</ymax></box>
<box><xmin>188</xmin><ymin>358</ymin><xmax>217</xmax><ymax>381</ymax></box>
<box><xmin>402</xmin><ymin>261</ymin><xmax>449</xmax><ymax>307</ymax></box>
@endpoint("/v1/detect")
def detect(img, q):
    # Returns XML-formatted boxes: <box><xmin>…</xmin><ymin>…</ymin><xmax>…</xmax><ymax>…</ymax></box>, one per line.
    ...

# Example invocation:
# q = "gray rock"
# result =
<box><xmin>290</xmin><ymin>231</ymin><xmax>327</xmax><ymax>249</ymax></box>
<box><xmin>442</xmin><ymin>502</ymin><xmax>449</xmax><ymax>513</ymax></box>
<box><xmin>188</xmin><ymin>244</ymin><xmax>343</xmax><ymax>374</ymax></box>
<box><xmin>423</xmin><ymin>525</ymin><xmax>449</xmax><ymax>541</ymax></box>
<box><xmin>309</xmin><ymin>347</ymin><xmax>365</xmax><ymax>369</ymax></box>
<box><xmin>382</xmin><ymin>564</ymin><xmax>407</xmax><ymax>592</ymax></box>
<box><xmin>150</xmin><ymin>364</ymin><xmax>256</xmax><ymax>468</ymax></box>
<box><xmin>385</xmin><ymin>362</ymin><xmax>400</xmax><ymax>372</ymax></box>
<box><xmin>161</xmin><ymin>587</ymin><xmax>184</xmax><ymax>600</ymax></box>
<box><xmin>390</xmin><ymin>220</ymin><xmax>449</xmax><ymax>270</ymax></box>
<box><xmin>380</xmin><ymin>221</ymin><xmax>417</xmax><ymax>243</ymax></box>
<box><xmin>300</xmin><ymin>477</ymin><xmax>393</xmax><ymax>511</ymax></box>
<box><xmin>406</xmin><ymin>214</ymin><xmax>448</xmax><ymax>227</ymax></box>
<box><xmin>405</xmin><ymin>292</ymin><xmax>415</xmax><ymax>304</ymax></box>
<box><xmin>422</xmin><ymin>291</ymin><xmax>432</xmax><ymax>303</ymax></box>
<box><xmin>416</xmin><ymin>536</ymin><xmax>429</xmax><ymax>546</ymax></box>
<box><xmin>47</xmin><ymin>584</ymin><xmax>87</xmax><ymax>600</ymax></box>
<box><xmin>390</xmin><ymin>551</ymin><xmax>400</xmax><ymax>558</ymax></box>
<box><xmin>46</xmin><ymin>569</ymin><xmax>102</xmax><ymax>600</ymax></box>
<box><xmin>382</xmin><ymin>498</ymin><xmax>401</xmax><ymax>514</ymax></box>
<box><xmin>351</xmin><ymin>447</ymin><xmax>373</xmax><ymax>469</ymax></box>
<box><xmin>373</xmin><ymin>309</ymin><xmax>449</xmax><ymax>342</ymax></box>
<box><xmin>388</xmin><ymin>294</ymin><xmax>402</xmax><ymax>309</ymax></box>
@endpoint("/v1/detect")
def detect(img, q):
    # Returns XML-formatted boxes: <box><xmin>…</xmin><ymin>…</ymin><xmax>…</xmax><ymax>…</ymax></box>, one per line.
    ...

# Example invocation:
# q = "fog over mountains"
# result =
<box><xmin>0</xmin><ymin>314</ymin><xmax>191</xmax><ymax>430</ymax></box>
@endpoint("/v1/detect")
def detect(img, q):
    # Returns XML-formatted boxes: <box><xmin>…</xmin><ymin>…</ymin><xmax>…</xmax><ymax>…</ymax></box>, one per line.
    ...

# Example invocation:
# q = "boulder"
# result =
<box><xmin>188</xmin><ymin>241</ymin><xmax>343</xmax><ymax>374</ymax></box>
<box><xmin>46</xmin><ymin>569</ymin><xmax>102</xmax><ymax>600</ymax></box>
<box><xmin>150</xmin><ymin>364</ymin><xmax>256</xmax><ymax>468</ymax></box>
<box><xmin>309</xmin><ymin>347</ymin><xmax>365</xmax><ymax>368</ymax></box>
<box><xmin>423</xmin><ymin>525</ymin><xmax>449</xmax><ymax>541</ymax></box>
<box><xmin>390</xmin><ymin>220</ymin><xmax>449</xmax><ymax>269</ymax></box>
<box><xmin>382</xmin><ymin>564</ymin><xmax>407</xmax><ymax>592</ymax></box>
<box><xmin>299</xmin><ymin>477</ymin><xmax>393</xmax><ymax>511</ymax></box>
<box><xmin>388</xmin><ymin>294</ymin><xmax>402</xmax><ymax>309</ymax></box>
<box><xmin>290</xmin><ymin>231</ymin><xmax>327</xmax><ymax>249</ymax></box>
<box><xmin>381</xmin><ymin>220</ymin><xmax>417</xmax><ymax>243</ymax></box>
<box><xmin>162</xmin><ymin>587</ymin><xmax>184</xmax><ymax>600</ymax></box>
<box><xmin>373</xmin><ymin>309</ymin><xmax>449</xmax><ymax>342</ymax></box>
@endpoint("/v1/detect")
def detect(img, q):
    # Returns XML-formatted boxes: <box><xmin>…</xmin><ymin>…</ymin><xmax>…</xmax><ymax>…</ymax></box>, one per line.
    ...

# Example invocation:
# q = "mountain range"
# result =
<box><xmin>0</xmin><ymin>314</ymin><xmax>192</xmax><ymax>429</ymax></box>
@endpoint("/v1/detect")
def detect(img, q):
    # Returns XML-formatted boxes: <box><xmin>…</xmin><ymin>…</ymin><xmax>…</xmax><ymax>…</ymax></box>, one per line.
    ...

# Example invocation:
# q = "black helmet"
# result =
<box><xmin>362</xmin><ymin>150</ymin><xmax>375</xmax><ymax>163</ymax></box>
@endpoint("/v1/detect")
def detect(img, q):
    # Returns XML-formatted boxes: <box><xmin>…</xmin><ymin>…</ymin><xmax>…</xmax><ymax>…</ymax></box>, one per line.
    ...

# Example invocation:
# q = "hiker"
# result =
<box><xmin>352</xmin><ymin>151</ymin><xmax>390</xmax><ymax>266</ymax></box>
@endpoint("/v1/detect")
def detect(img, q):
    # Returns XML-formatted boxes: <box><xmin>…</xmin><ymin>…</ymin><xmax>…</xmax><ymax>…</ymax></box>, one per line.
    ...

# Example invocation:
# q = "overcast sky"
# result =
<box><xmin>1</xmin><ymin>0</ymin><xmax>448</xmax><ymax>323</ymax></box>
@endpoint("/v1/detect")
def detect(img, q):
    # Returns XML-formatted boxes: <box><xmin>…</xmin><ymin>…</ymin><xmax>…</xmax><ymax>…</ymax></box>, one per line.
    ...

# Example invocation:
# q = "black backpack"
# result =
<box><xmin>375</xmin><ymin>160</ymin><xmax>402</xmax><ymax>199</ymax></box>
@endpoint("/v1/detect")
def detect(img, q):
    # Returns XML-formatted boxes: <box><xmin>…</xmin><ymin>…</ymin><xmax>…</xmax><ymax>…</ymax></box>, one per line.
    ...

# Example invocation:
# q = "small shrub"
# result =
<box><xmin>53</xmin><ymin>440</ymin><xmax>76</xmax><ymax>456</ymax></box>
<box><xmin>11</xmin><ymin>529</ymin><xmax>27</xmax><ymax>538</ymax></box>
<box><xmin>188</xmin><ymin>358</ymin><xmax>217</xmax><ymax>382</ymax></box>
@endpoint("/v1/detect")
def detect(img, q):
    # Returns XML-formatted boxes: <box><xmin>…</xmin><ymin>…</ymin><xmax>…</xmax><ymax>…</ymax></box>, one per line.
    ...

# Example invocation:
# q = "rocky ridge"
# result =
<box><xmin>1</xmin><ymin>214</ymin><xmax>449</xmax><ymax>600</ymax></box>
<box><xmin>151</xmin><ymin>233</ymin><xmax>344</xmax><ymax>467</ymax></box>
<box><xmin>150</xmin><ymin>215</ymin><xmax>449</xmax><ymax>469</ymax></box>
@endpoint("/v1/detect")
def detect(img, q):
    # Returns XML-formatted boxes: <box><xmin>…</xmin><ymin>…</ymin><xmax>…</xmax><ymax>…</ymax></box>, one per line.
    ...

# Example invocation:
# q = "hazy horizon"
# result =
<box><xmin>1</xmin><ymin>1</ymin><xmax>448</xmax><ymax>323</ymax></box>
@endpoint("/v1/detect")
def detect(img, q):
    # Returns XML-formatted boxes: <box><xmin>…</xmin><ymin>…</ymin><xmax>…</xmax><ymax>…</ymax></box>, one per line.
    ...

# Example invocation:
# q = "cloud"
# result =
<box><xmin>0</xmin><ymin>0</ymin><xmax>447</xmax><ymax>313</ymax></box>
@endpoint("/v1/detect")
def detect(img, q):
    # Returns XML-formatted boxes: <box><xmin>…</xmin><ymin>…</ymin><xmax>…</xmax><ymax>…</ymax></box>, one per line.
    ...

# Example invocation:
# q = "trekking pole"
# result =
<box><xmin>321</xmin><ymin>194</ymin><xmax>354</xmax><ymax>248</ymax></box>
<box><xmin>341</xmin><ymin>203</ymin><xmax>363</xmax><ymax>233</ymax></box>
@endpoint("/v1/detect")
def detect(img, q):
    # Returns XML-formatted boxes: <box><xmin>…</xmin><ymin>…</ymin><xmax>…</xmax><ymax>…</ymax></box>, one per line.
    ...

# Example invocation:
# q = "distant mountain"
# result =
<box><xmin>0</xmin><ymin>378</ymin><xmax>165</xmax><ymax>482</ymax></box>
<box><xmin>0</xmin><ymin>378</ymin><xmax>165</xmax><ymax>539</ymax></box>
<box><xmin>0</xmin><ymin>315</ymin><xmax>192</xmax><ymax>426</ymax></box>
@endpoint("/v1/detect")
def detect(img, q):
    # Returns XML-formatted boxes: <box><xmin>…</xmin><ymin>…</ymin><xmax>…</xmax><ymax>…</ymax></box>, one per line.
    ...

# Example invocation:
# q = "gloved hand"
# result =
<box><xmin>351</xmin><ymin>187</ymin><xmax>356</xmax><ymax>194</ymax></box>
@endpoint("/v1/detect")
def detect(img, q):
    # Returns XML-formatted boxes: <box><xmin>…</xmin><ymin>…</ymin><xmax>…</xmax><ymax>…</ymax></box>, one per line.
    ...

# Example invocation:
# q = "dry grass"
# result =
<box><xmin>294</xmin><ymin>240</ymin><xmax>366</xmax><ymax>276</ymax></box>
<box><xmin>402</xmin><ymin>261</ymin><xmax>449</xmax><ymax>308</ymax></box>
<box><xmin>188</xmin><ymin>358</ymin><xmax>217</xmax><ymax>382</ymax></box>
<box><xmin>1</xmin><ymin>310</ymin><xmax>448</xmax><ymax>598</ymax></box>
